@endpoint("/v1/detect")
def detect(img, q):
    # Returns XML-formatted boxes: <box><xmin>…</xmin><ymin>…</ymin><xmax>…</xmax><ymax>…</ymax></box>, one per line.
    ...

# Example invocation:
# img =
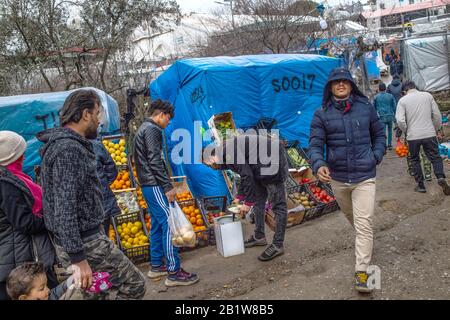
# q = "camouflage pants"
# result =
<box><xmin>406</xmin><ymin>145</ymin><xmax>433</xmax><ymax>180</ymax></box>
<box><xmin>54</xmin><ymin>232</ymin><xmax>146</xmax><ymax>300</ymax></box>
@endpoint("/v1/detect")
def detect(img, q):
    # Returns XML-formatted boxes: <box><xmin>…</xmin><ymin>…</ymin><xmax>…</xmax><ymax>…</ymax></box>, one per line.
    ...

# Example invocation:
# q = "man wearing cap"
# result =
<box><xmin>309</xmin><ymin>67</ymin><xmax>386</xmax><ymax>293</ymax></box>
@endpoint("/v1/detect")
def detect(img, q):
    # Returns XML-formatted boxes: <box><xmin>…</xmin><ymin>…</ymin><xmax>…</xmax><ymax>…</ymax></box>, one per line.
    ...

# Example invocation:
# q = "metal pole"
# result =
<box><xmin>445</xmin><ymin>33</ymin><xmax>450</xmax><ymax>88</ymax></box>
<box><xmin>401</xmin><ymin>13</ymin><xmax>405</xmax><ymax>38</ymax></box>
<box><xmin>230</xmin><ymin>0</ymin><xmax>235</xmax><ymax>29</ymax></box>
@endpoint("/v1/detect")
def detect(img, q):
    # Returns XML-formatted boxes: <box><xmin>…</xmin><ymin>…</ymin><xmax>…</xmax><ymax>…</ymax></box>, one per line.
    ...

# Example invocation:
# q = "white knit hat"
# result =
<box><xmin>0</xmin><ymin>131</ymin><xmax>27</xmax><ymax>166</ymax></box>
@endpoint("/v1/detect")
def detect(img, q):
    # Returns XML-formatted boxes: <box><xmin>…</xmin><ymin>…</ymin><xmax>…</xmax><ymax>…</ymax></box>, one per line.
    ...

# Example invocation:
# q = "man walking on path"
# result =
<box><xmin>134</xmin><ymin>99</ymin><xmax>199</xmax><ymax>287</ymax></box>
<box><xmin>38</xmin><ymin>89</ymin><xmax>146</xmax><ymax>299</ymax></box>
<box><xmin>374</xmin><ymin>83</ymin><xmax>397</xmax><ymax>150</ymax></box>
<box><xmin>387</xmin><ymin>75</ymin><xmax>403</xmax><ymax>105</ymax></box>
<box><xmin>395</xmin><ymin>81</ymin><xmax>450</xmax><ymax>194</ymax></box>
<box><xmin>309</xmin><ymin>67</ymin><xmax>386</xmax><ymax>293</ymax></box>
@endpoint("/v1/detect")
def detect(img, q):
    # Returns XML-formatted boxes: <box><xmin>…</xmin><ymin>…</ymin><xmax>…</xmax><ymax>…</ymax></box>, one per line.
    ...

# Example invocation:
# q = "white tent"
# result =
<box><xmin>403</xmin><ymin>33</ymin><xmax>450</xmax><ymax>92</ymax></box>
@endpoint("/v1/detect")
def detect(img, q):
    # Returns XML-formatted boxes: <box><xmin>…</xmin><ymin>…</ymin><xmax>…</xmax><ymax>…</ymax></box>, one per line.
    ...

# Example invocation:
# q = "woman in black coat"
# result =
<box><xmin>0</xmin><ymin>131</ymin><xmax>57</xmax><ymax>300</ymax></box>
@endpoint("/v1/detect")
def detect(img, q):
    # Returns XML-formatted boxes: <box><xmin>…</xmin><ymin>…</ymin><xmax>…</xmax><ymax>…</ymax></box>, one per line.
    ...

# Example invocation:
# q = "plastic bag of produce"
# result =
<box><xmin>395</xmin><ymin>138</ymin><xmax>408</xmax><ymax>157</ymax></box>
<box><xmin>168</xmin><ymin>201</ymin><xmax>196</xmax><ymax>247</ymax></box>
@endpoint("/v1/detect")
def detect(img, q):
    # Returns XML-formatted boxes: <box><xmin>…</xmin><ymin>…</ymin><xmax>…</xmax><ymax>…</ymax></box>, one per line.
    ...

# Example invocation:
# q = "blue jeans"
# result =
<box><xmin>142</xmin><ymin>186</ymin><xmax>180</xmax><ymax>272</ymax></box>
<box><xmin>384</xmin><ymin>121</ymin><xmax>393</xmax><ymax>147</ymax></box>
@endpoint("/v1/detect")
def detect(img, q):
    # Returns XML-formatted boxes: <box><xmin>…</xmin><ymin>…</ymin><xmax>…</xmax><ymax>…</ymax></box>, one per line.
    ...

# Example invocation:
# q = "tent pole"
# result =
<box><xmin>445</xmin><ymin>33</ymin><xmax>450</xmax><ymax>89</ymax></box>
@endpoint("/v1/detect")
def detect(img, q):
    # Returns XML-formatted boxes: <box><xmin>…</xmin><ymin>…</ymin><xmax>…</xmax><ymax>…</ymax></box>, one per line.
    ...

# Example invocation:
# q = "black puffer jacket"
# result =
<box><xmin>91</xmin><ymin>139</ymin><xmax>120</xmax><ymax>218</ymax></box>
<box><xmin>0</xmin><ymin>167</ymin><xmax>56</xmax><ymax>285</ymax></box>
<box><xmin>133</xmin><ymin>119</ymin><xmax>173</xmax><ymax>192</ymax></box>
<box><xmin>387</xmin><ymin>79</ymin><xmax>403</xmax><ymax>104</ymax></box>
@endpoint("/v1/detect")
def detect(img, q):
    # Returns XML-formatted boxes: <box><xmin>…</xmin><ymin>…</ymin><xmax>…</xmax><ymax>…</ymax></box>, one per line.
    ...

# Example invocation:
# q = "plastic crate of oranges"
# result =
<box><xmin>177</xmin><ymin>199</ymin><xmax>209</xmax><ymax>249</ymax></box>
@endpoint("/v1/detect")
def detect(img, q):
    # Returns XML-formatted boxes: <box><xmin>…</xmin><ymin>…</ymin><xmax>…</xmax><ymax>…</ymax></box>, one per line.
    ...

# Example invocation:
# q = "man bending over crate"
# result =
<box><xmin>308</xmin><ymin>67</ymin><xmax>385</xmax><ymax>293</ymax></box>
<box><xmin>203</xmin><ymin>133</ymin><xmax>289</xmax><ymax>261</ymax></box>
<box><xmin>134</xmin><ymin>99</ymin><xmax>199</xmax><ymax>287</ymax></box>
<box><xmin>38</xmin><ymin>89</ymin><xmax>146</xmax><ymax>299</ymax></box>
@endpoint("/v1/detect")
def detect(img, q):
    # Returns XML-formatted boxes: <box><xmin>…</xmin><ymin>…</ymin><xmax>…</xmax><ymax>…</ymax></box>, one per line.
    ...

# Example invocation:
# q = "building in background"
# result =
<box><xmin>364</xmin><ymin>0</ymin><xmax>449</xmax><ymax>38</ymax></box>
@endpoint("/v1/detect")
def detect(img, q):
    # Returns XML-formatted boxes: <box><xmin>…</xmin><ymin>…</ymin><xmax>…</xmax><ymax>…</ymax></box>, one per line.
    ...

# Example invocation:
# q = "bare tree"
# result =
<box><xmin>193</xmin><ymin>0</ymin><xmax>322</xmax><ymax>57</ymax></box>
<box><xmin>0</xmin><ymin>0</ymin><xmax>181</xmax><ymax>101</ymax></box>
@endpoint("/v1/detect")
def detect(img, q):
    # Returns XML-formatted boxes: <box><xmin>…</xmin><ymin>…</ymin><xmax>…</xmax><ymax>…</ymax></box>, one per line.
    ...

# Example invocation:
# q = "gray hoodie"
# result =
<box><xmin>37</xmin><ymin>127</ymin><xmax>105</xmax><ymax>263</ymax></box>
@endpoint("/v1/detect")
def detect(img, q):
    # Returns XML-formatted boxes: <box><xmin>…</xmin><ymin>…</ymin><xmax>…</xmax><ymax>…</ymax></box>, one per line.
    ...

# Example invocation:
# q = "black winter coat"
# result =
<box><xmin>0</xmin><ymin>167</ymin><xmax>56</xmax><ymax>284</ymax></box>
<box><xmin>218</xmin><ymin>134</ymin><xmax>288</xmax><ymax>205</ymax></box>
<box><xmin>91</xmin><ymin>139</ymin><xmax>120</xmax><ymax>218</ymax></box>
<box><xmin>309</xmin><ymin>67</ymin><xmax>386</xmax><ymax>184</ymax></box>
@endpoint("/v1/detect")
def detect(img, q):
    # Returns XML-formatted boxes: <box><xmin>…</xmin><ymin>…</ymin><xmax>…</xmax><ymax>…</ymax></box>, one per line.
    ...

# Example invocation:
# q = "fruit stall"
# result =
<box><xmin>102</xmin><ymin>111</ymin><xmax>340</xmax><ymax>264</ymax></box>
<box><xmin>102</xmin><ymin>134</ymin><xmax>150</xmax><ymax>263</ymax></box>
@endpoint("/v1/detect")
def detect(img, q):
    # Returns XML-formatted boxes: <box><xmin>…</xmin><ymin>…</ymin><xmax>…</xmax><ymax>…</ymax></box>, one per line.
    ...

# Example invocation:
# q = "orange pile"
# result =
<box><xmin>108</xmin><ymin>224</ymin><xmax>116</xmax><ymax>245</ymax></box>
<box><xmin>136</xmin><ymin>187</ymin><xmax>147</xmax><ymax>209</ymax></box>
<box><xmin>111</xmin><ymin>170</ymin><xmax>131</xmax><ymax>191</ymax></box>
<box><xmin>396</xmin><ymin>143</ymin><xmax>409</xmax><ymax>157</ymax></box>
<box><xmin>144</xmin><ymin>214</ymin><xmax>151</xmax><ymax>231</ymax></box>
<box><xmin>176</xmin><ymin>191</ymin><xmax>193</xmax><ymax>202</ymax></box>
<box><xmin>181</xmin><ymin>205</ymin><xmax>206</xmax><ymax>232</ymax></box>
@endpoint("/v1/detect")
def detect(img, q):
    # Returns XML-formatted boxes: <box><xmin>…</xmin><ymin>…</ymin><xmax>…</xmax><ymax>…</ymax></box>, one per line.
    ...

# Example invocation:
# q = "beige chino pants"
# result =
<box><xmin>330</xmin><ymin>178</ymin><xmax>376</xmax><ymax>272</ymax></box>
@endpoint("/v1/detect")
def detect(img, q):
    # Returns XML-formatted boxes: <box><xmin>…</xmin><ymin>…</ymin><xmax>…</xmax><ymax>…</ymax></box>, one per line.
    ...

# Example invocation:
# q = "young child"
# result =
<box><xmin>7</xmin><ymin>262</ymin><xmax>113</xmax><ymax>300</ymax></box>
<box><xmin>6</xmin><ymin>262</ymin><xmax>72</xmax><ymax>300</ymax></box>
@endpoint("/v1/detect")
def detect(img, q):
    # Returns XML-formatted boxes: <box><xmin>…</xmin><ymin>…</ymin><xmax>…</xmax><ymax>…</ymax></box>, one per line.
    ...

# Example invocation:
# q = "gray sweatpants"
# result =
<box><xmin>254</xmin><ymin>182</ymin><xmax>287</xmax><ymax>248</ymax></box>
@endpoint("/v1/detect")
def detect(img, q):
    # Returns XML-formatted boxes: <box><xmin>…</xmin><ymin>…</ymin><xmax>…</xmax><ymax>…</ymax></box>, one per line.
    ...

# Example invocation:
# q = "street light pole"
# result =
<box><xmin>215</xmin><ymin>0</ymin><xmax>235</xmax><ymax>29</ymax></box>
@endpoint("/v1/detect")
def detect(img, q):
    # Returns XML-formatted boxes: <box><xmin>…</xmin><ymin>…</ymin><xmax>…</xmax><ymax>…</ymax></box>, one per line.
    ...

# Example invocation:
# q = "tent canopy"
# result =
<box><xmin>150</xmin><ymin>54</ymin><xmax>342</xmax><ymax>198</ymax></box>
<box><xmin>403</xmin><ymin>34</ymin><xmax>450</xmax><ymax>92</ymax></box>
<box><xmin>0</xmin><ymin>87</ymin><xmax>120</xmax><ymax>177</ymax></box>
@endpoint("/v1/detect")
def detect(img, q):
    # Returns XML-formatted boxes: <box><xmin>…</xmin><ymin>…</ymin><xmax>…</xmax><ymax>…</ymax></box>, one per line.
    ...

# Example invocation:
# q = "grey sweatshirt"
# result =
<box><xmin>395</xmin><ymin>89</ymin><xmax>442</xmax><ymax>141</ymax></box>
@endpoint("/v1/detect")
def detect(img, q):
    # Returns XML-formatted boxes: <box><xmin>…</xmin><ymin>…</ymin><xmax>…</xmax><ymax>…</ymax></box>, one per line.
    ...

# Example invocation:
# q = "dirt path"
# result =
<box><xmin>141</xmin><ymin>151</ymin><xmax>450</xmax><ymax>300</ymax></box>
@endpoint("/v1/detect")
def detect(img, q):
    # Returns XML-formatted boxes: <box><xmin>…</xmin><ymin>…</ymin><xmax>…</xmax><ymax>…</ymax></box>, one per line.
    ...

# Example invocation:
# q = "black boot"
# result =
<box><xmin>414</xmin><ymin>183</ymin><xmax>426</xmax><ymax>193</ymax></box>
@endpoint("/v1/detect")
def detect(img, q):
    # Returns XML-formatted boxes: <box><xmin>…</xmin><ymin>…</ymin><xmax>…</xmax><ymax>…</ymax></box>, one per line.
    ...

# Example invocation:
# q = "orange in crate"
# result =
<box><xmin>111</xmin><ymin>170</ymin><xmax>132</xmax><ymax>191</ymax></box>
<box><xmin>176</xmin><ymin>191</ymin><xmax>193</xmax><ymax>202</ymax></box>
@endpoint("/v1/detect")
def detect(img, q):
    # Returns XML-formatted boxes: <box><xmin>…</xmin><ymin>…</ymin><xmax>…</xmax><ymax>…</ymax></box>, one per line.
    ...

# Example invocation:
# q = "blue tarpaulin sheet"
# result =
<box><xmin>150</xmin><ymin>54</ymin><xmax>342</xmax><ymax>198</ymax></box>
<box><xmin>0</xmin><ymin>87</ymin><xmax>120</xmax><ymax>177</ymax></box>
<box><xmin>365</xmin><ymin>51</ymin><xmax>381</xmax><ymax>82</ymax></box>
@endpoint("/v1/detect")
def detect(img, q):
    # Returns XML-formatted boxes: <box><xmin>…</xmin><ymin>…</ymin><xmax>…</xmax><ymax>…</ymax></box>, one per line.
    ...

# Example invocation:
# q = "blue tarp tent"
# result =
<box><xmin>0</xmin><ymin>87</ymin><xmax>120</xmax><ymax>177</ymax></box>
<box><xmin>364</xmin><ymin>51</ymin><xmax>381</xmax><ymax>82</ymax></box>
<box><xmin>150</xmin><ymin>54</ymin><xmax>342</xmax><ymax>198</ymax></box>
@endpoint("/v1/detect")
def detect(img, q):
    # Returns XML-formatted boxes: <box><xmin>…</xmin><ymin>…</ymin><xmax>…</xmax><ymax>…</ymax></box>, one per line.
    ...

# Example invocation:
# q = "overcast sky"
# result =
<box><xmin>176</xmin><ymin>0</ymin><xmax>367</xmax><ymax>14</ymax></box>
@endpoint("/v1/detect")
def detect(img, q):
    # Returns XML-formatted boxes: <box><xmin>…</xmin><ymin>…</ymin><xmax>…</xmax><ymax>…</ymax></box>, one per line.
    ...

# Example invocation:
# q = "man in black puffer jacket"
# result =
<box><xmin>38</xmin><ymin>89</ymin><xmax>146</xmax><ymax>299</ymax></box>
<box><xmin>91</xmin><ymin>138</ymin><xmax>121</xmax><ymax>233</ymax></box>
<box><xmin>309</xmin><ymin>67</ymin><xmax>385</xmax><ymax>293</ymax></box>
<box><xmin>387</xmin><ymin>75</ymin><xmax>403</xmax><ymax>105</ymax></box>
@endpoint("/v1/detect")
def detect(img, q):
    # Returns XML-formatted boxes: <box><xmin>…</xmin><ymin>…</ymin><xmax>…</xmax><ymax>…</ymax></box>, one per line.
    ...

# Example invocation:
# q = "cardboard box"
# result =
<box><xmin>290</xmin><ymin>168</ymin><xmax>315</xmax><ymax>184</ymax></box>
<box><xmin>207</xmin><ymin>112</ymin><xmax>238</xmax><ymax>145</ymax></box>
